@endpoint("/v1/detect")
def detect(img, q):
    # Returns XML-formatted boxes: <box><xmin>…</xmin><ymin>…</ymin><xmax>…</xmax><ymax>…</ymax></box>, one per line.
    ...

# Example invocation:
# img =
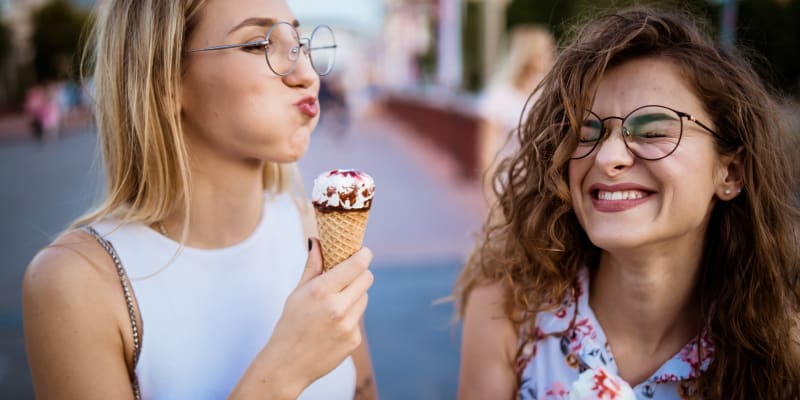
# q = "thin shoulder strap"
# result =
<box><xmin>83</xmin><ymin>225</ymin><xmax>142</xmax><ymax>400</ymax></box>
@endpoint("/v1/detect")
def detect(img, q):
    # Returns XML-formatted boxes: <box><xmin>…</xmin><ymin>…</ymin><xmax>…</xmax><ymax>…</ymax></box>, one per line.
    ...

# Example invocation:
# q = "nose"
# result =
<box><xmin>282</xmin><ymin>47</ymin><xmax>318</xmax><ymax>89</ymax></box>
<box><xmin>593</xmin><ymin>122</ymin><xmax>635</xmax><ymax>174</ymax></box>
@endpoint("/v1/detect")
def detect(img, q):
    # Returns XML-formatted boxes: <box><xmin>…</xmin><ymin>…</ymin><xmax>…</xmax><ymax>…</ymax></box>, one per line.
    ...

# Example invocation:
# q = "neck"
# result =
<box><xmin>160</xmin><ymin>153</ymin><xmax>267</xmax><ymax>249</ymax></box>
<box><xmin>589</xmin><ymin>241</ymin><xmax>704</xmax><ymax>384</ymax></box>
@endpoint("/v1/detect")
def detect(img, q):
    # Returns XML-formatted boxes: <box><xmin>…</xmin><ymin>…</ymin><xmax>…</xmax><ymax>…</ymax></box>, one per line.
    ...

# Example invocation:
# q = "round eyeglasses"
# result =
<box><xmin>189</xmin><ymin>22</ymin><xmax>337</xmax><ymax>76</ymax></box>
<box><xmin>571</xmin><ymin>105</ymin><xmax>721</xmax><ymax>161</ymax></box>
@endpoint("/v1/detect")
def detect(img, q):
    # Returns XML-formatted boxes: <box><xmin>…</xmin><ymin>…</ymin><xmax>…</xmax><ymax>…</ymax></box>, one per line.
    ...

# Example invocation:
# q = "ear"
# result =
<box><xmin>716</xmin><ymin>146</ymin><xmax>744</xmax><ymax>201</ymax></box>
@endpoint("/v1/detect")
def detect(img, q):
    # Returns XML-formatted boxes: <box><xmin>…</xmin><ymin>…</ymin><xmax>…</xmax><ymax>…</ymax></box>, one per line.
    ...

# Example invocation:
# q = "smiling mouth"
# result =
<box><xmin>595</xmin><ymin>190</ymin><xmax>649</xmax><ymax>200</ymax></box>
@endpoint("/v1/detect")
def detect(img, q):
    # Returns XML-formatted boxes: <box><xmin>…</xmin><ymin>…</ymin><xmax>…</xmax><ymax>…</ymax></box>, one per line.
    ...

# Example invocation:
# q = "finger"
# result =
<box><xmin>338</xmin><ymin>269</ymin><xmax>374</xmax><ymax>307</ymax></box>
<box><xmin>342</xmin><ymin>292</ymin><xmax>369</xmax><ymax>328</ymax></box>
<box><xmin>297</xmin><ymin>237</ymin><xmax>323</xmax><ymax>287</ymax></box>
<box><xmin>318</xmin><ymin>247</ymin><xmax>372</xmax><ymax>292</ymax></box>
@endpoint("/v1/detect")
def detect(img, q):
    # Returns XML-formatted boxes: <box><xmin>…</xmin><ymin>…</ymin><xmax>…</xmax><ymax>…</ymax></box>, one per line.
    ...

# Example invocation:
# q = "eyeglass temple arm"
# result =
<box><xmin>678</xmin><ymin>112</ymin><xmax>723</xmax><ymax>139</ymax></box>
<box><xmin>308</xmin><ymin>45</ymin><xmax>338</xmax><ymax>51</ymax></box>
<box><xmin>193</xmin><ymin>42</ymin><xmax>335</xmax><ymax>53</ymax></box>
<box><xmin>190</xmin><ymin>40</ymin><xmax>268</xmax><ymax>53</ymax></box>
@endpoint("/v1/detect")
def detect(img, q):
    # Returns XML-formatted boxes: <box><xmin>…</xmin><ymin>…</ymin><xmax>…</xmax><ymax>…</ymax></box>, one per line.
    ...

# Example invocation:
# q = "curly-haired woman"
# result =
<box><xmin>456</xmin><ymin>7</ymin><xmax>800</xmax><ymax>399</ymax></box>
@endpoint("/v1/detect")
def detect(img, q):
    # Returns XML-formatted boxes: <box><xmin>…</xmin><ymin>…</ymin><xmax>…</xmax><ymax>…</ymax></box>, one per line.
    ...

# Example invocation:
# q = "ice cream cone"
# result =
<box><xmin>312</xmin><ymin>169</ymin><xmax>375</xmax><ymax>271</ymax></box>
<box><xmin>315</xmin><ymin>209</ymin><xmax>370</xmax><ymax>271</ymax></box>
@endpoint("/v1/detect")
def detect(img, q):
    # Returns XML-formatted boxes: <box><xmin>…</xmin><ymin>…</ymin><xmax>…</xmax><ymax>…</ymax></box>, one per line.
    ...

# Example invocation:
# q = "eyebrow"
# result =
<box><xmin>228</xmin><ymin>18</ymin><xmax>300</xmax><ymax>34</ymax></box>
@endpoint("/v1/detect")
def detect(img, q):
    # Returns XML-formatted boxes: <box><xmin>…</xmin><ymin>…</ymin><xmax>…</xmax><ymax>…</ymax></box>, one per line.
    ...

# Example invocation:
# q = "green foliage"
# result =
<box><xmin>503</xmin><ymin>0</ymin><xmax>800</xmax><ymax>96</ymax></box>
<box><xmin>505</xmin><ymin>0</ymin><xmax>575</xmax><ymax>38</ymax></box>
<box><xmin>30</xmin><ymin>0</ymin><xmax>90</xmax><ymax>82</ymax></box>
<box><xmin>506</xmin><ymin>0</ymin><xmax>718</xmax><ymax>39</ymax></box>
<box><xmin>462</xmin><ymin>1</ymin><xmax>484</xmax><ymax>91</ymax></box>
<box><xmin>0</xmin><ymin>18</ymin><xmax>11</xmax><ymax>66</ymax></box>
<box><xmin>736</xmin><ymin>0</ymin><xmax>800</xmax><ymax>96</ymax></box>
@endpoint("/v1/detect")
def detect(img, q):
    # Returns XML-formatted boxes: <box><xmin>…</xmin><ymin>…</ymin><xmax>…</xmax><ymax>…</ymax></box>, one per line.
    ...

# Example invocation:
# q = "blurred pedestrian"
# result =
<box><xmin>476</xmin><ymin>25</ymin><xmax>555</xmax><ymax>201</ymax></box>
<box><xmin>22</xmin><ymin>1</ymin><xmax>377</xmax><ymax>399</ymax></box>
<box><xmin>24</xmin><ymin>83</ymin><xmax>61</xmax><ymax>142</ymax></box>
<box><xmin>457</xmin><ymin>7</ymin><xmax>800</xmax><ymax>399</ymax></box>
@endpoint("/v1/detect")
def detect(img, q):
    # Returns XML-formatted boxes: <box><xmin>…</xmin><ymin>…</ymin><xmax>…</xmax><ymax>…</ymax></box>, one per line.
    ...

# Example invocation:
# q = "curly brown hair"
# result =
<box><xmin>455</xmin><ymin>7</ymin><xmax>800</xmax><ymax>398</ymax></box>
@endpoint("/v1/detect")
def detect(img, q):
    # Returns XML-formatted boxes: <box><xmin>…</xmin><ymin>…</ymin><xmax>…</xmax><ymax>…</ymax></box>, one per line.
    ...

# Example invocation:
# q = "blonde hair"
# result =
<box><xmin>76</xmin><ymin>0</ymin><xmax>304</xmax><ymax>236</ymax></box>
<box><xmin>490</xmin><ymin>24</ymin><xmax>555</xmax><ymax>90</ymax></box>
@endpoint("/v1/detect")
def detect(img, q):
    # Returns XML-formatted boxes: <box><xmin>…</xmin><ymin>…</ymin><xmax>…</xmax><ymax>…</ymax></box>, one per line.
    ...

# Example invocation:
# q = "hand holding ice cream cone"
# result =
<box><xmin>312</xmin><ymin>169</ymin><xmax>375</xmax><ymax>271</ymax></box>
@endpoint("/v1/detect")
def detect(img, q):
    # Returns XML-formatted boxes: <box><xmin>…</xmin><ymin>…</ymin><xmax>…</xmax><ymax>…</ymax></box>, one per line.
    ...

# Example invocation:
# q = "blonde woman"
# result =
<box><xmin>22</xmin><ymin>0</ymin><xmax>377</xmax><ymax>399</ymax></box>
<box><xmin>476</xmin><ymin>24</ymin><xmax>555</xmax><ymax>201</ymax></box>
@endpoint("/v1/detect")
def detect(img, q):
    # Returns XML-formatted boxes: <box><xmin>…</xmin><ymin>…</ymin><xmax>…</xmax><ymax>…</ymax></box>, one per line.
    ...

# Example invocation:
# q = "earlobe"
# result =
<box><xmin>717</xmin><ymin>147</ymin><xmax>744</xmax><ymax>200</ymax></box>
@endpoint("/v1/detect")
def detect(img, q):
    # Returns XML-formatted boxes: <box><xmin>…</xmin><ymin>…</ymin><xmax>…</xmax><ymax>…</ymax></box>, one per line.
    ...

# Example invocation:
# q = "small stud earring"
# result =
<box><xmin>737</xmin><ymin>188</ymin><xmax>742</xmax><ymax>193</ymax></box>
<box><xmin>724</xmin><ymin>189</ymin><xmax>731</xmax><ymax>195</ymax></box>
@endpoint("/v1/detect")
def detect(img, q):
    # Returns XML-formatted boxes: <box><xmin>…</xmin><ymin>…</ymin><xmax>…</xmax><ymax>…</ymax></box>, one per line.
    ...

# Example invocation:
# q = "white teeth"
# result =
<box><xmin>597</xmin><ymin>190</ymin><xmax>645</xmax><ymax>200</ymax></box>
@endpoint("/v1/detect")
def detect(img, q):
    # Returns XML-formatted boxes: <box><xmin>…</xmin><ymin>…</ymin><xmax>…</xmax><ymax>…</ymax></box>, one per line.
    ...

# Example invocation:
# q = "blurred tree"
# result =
<box><xmin>505</xmin><ymin>0</ymin><xmax>575</xmax><ymax>38</ymax></box>
<box><xmin>0</xmin><ymin>18</ymin><xmax>12</xmax><ymax>110</ymax></box>
<box><xmin>462</xmin><ymin>1</ymin><xmax>484</xmax><ymax>91</ymax></box>
<box><xmin>0</xmin><ymin>18</ymin><xmax>10</xmax><ymax>67</ymax></box>
<box><xmin>736</xmin><ymin>0</ymin><xmax>800</xmax><ymax>96</ymax></box>
<box><xmin>506</xmin><ymin>0</ymin><xmax>717</xmax><ymax>39</ymax></box>
<box><xmin>503</xmin><ymin>0</ymin><xmax>799</xmax><ymax>96</ymax></box>
<box><xmin>30</xmin><ymin>0</ymin><xmax>89</xmax><ymax>82</ymax></box>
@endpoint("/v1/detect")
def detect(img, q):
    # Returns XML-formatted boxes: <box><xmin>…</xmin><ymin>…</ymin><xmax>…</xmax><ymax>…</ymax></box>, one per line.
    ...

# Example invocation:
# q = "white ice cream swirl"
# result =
<box><xmin>312</xmin><ymin>169</ymin><xmax>375</xmax><ymax>211</ymax></box>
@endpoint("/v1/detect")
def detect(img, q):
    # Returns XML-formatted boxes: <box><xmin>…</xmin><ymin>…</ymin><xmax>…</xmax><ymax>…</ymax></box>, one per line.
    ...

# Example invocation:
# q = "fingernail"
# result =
<box><xmin>308</xmin><ymin>238</ymin><xmax>312</xmax><ymax>252</ymax></box>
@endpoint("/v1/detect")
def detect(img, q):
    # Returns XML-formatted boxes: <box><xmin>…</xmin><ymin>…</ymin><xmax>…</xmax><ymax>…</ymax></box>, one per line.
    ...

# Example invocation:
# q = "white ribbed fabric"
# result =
<box><xmin>92</xmin><ymin>193</ymin><xmax>355</xmax><ymax>400</ymax></box>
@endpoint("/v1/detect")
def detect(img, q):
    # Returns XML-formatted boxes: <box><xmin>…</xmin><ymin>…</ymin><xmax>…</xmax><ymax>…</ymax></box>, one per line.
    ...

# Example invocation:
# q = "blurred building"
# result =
<box><xmin>1</xmin><ymin>0</ymin><xmax>49</xmax><ymax>103</ymax></box>
<box><xmin>0</xmin><ymin>0</ymin><xmax>91</xmax><ymax>106</ymax></box>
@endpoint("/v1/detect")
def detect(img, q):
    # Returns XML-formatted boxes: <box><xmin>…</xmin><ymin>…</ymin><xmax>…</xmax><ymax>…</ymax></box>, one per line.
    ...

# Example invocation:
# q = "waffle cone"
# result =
<box><xmin>315</xmin><ymin>208</ymin><xmax>370</xmax><ymax>271</ymax></box>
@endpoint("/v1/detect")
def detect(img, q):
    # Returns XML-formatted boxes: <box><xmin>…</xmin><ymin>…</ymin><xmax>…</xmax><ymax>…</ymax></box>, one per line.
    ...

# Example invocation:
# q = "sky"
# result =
<box><xmin>57</xmin><ymin>0</ymin><xmax>385</xmax><ymax>33</ymax></box>
<box><xmin>284</xmin><ymin>0</ymin><xmax>384</xmax><ymax>34</ymax></box>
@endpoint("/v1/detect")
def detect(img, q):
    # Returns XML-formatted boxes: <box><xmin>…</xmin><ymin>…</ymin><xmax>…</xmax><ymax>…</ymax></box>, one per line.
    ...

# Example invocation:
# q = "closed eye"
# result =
<box><xmin>241</xmin><ymin>40</ymin><xmax>269</xmax><ymax>51</ymax></box>
<box><xmin>637</xmin><ymin>131</ymin><xmax>668</xmax><ymax>138</ymax></box>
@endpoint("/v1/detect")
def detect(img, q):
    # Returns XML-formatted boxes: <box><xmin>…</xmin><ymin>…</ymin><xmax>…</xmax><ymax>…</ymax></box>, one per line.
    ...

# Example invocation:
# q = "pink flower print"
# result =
<box><xmin>570</xmin><ymin>367</ymin><xmax>636</xmax><ymax>400</ymax></box>
<box><xmin>679</xmin><ymin>334</ymin><xmax>714</xmax><ymax>369</ymax></box>
<box><xmin>544</xmin><ymin>382</ymin><xmax>569</xmax><ymax>399</ymax></box>
<box><xmin>555</xmin><ymin>297</ymin><xmax>573</xmax><ymax>319</ymax></box>
<box><xmin>568</xmin><ymin>317</ymin><xmax>595</xmax><ymax>353</ymax></box>
<box><xmin>574</xmin><ymin>280</ymin><xmax>585</xmax><ymax>299</ymax></box>
<box><xmin>654</xmin><ymin>373</ymin><xmax>679</xmax><ymax>384</ymax></box>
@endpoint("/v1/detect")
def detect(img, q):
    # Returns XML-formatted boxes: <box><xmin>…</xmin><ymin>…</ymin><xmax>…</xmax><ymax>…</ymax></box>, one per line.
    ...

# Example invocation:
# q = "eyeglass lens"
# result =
<box><xmin>266</xmin><ymin>22</ymin><xmax>336</xmax><ymax>76</ymax></box>
<box><xmin>574</xmin><ymin>105</ymin><xmax>683</xmax><ymax>160</ymax></box>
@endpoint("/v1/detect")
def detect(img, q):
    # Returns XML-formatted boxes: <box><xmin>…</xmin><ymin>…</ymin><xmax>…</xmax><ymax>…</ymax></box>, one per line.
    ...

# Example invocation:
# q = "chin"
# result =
<box><xmin>585</xmin><ymin>227</ymin><xmax>651</xmax><ymax>252</ymax></box>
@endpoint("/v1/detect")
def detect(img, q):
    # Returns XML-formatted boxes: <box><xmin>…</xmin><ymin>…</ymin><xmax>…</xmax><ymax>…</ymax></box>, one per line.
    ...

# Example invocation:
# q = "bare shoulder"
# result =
<box><xmin>24</xmin><ymin>229</ymin><xmax>121</xmax><ymax>300</ymax></box>
<box><xmin>466</xmin><ymin>282</ymin><xmax>508</xmax><ymax>314</ymax></box>
<box><xmin>23</xmin><ymin>229</ymin><xmax>136</xmax><ymax>398</ymax></box>
<box><xmin>458</xmin><ymin>281</ymin><xmax>518</xmax><ymax>400</ymax></box>
<box><xmin>462</xmin><ymin>282</ymin><xmax>518</xmax><ymax>357</ymax></box>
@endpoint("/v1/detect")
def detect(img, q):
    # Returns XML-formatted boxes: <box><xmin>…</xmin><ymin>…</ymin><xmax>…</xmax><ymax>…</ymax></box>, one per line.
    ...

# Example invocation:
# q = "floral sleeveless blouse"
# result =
<box><xmin>515</xmin><ymin>268</ymin><xmax>714</xmax><ymax>399</ymax></box>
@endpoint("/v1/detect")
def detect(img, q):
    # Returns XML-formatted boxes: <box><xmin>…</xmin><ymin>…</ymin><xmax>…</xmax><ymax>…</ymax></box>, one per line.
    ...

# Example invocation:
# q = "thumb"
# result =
<box><xmin>298</xmin><ymin>237</ymin><xmax>323</xmax><ymax>287</ymax></box>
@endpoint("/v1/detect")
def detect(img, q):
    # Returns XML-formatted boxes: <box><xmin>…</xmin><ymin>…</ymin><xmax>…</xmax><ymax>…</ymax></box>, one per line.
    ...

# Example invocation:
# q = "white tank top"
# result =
<box><xmin>91</xmin><ymin>193</ymin><xmax>356</xmax><ymax>400</ymax></box>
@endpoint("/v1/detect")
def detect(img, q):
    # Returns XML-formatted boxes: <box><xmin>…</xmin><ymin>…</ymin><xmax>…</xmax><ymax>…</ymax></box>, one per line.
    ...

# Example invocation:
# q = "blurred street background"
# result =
<box><xmin>1</xmin><ymin>0</ymin><xmax>799</xmax><ymax>398</ymax></box>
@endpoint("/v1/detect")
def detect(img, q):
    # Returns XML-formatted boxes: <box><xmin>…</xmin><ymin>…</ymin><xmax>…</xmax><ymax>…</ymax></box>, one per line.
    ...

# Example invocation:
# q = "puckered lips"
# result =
<box><xmin>295</xmin><ymin>96</ymin><xmax>319</xmax><ymax>118</ymax></box>
<box><xmin>588</xmin><ymin>182</ymin><xmax>656</xmax><ymax>212</ymax></box>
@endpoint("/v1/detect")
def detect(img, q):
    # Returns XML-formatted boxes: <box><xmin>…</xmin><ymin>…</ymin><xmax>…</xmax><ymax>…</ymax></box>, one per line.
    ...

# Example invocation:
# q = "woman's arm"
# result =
<box><xmin>352</xmin><ymin>319</ymin><xmax>378</xmax><ymax>399</ymax></box>
<box><xmin>23</xmin><ymin>231</ymin><xmax>139</xmax><ymax>400</ymax></box>
<box><xmin>230</xmin><ymin>241</ymin><xmax>374</xmax><ymax>399</ymax></box>
<box><xmin>458</xmin><ymin>282</ymin><xmax>518</xmax><ymax>400</ymax></box>
<box><xmin>297</xmin><ymin>198</ymin><xmax>378</xmax><ymax>399</ymax></box>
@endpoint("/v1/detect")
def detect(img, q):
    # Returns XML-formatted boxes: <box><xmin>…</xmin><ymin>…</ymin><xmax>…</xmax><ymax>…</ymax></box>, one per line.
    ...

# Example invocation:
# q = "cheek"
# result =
<box><xmin>567</xmin><ymin>160</ymin><xmax>588</xmax><ymax>198</ymax></box>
